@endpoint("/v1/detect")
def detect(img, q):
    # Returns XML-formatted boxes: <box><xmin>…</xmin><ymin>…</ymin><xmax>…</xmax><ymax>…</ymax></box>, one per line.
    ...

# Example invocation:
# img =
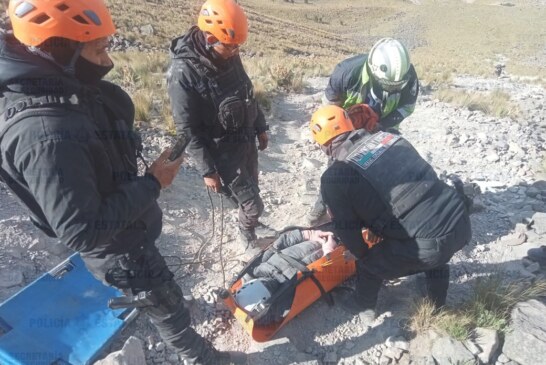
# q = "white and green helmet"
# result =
<box><xmin>366</xmin><ymin>38</ymin><xmax>411</xmax><ymax>92</ymax></box>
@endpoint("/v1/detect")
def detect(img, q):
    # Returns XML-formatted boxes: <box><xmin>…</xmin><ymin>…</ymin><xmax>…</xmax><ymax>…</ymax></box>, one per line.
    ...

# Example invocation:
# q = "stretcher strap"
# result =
<box><xmin>245</xmin><ymin>270</ymin><xmax>311</xmax><ymax>323</ymax></box>
<box><xmin>275</xmin><ymin>252</ymin><xmax>334</xmax><ymax>307</ymax></box>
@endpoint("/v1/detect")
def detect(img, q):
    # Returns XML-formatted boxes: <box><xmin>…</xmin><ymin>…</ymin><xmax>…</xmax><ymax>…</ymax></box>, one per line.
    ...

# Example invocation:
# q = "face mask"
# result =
<box><xmin>320</xmin><ymin>143</ymin><xmax>332</xmax><ymax>156</ymax></box>
<box><xmin>75</xmin><ymin>55</ymin><xmax>114</xmax><ymax>85</ymax></box>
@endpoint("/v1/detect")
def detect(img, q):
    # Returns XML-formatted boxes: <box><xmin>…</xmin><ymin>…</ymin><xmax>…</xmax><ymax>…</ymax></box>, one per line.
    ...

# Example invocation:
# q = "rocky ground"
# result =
<box><xmin>1</xmin><ymin>71</ymin><xmax>545</xmax><ymax>364</ymax></box>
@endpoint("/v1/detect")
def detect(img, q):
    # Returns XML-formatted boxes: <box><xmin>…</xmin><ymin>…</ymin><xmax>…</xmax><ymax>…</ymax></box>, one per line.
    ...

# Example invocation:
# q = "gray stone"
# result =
<box><xmin>497</xmin><ymin>353</ymin><xmax>510</xmax><ymax>363</ymax></box>
<box><xmin>503</xmin><ymin>300</ymin><xmax>546</xmax><ymax>365</ymax></box>
<box><xmin>29</xmin><ymin>238</ymin><xmax>45</xmax><ymax>251</ymax></box>
<box><xmin>431</xmin><ymin>336</ymin><xmax>475</xmax><ymax>365</ymax></box>
<box><xmin>379</xmin><ymin>354</ymin><xmax>392</xmax><ymax>365</ymax></box>
<box><xmin>94</xmin><ymin>336</ymin><xmax>146</xmax><ymax>365</ymax></box>
<box><xmin>383</xmin><ymin>347</ymin><xmax>404</xmax><ymax>361</ymax></box>
<box><xmin>323</xmin><ymin>351</ymin><xmax>338</xmax><ymax>363</ymax></box>
<box><xmin>139</xmin><ymin>24</ymin><xmax>155</xmax><ymax>36</ymax></box>
<box><xmin>514</xmin><ymin>223</ymin><xmax>530</xmax><ymax>233</ymax></box>
<box><xmin>486</xmin><ymin>153</ymin><xmax>500</xmax><ymax>163</ymax></box>
<box><xmin>531</xmin><ymin>212</ymin><xmax>546</xmax><ymax>234</ymax></box>
<box><xmin>410</xmin><ymin>355</ymin><xmax>437</xmax><ymax>365</ymax></box>
<box><xmin>464</xmin><ymin>339</ymin><xmax>481</xmax><ymax>356</ymax></box>
<box><xmin>302</xmin><ymin>158</ymin><xmax>322</xmax><ymax>170</ymax></box>
<box><xmin>47</xmin><ymin>242</ymin><xmax>69</xmax><ymax>256</ymax></box>
<box><xmin>473</xmin><ymin>328</ymin><xmax>500</xmax><ymax>364</ymax></box>
<box><xmin>526</xmin><ymin>262</ymin><xmax>541</xmax><ymax>274</ymax></box>
<box><xmin>0</xmin><ymin>269</ymin><xmax>24</xmax><ymax>288</ymax></box>
<box><xmin>393</xmin><ymin>340</ymin><xmax>410</xmax><ymax>351</ymax></box>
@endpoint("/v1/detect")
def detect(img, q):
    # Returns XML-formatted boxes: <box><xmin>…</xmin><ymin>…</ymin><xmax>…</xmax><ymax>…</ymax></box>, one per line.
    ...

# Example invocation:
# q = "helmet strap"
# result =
<box><xmin>27</xmin><ymin>41</ymin><xmax>84</xmax><ymax>77</ymax></box>
<box><xmin>63</xmin><ymin>42</ymin><xmax>84</xmax><ymax>76</ymax></box>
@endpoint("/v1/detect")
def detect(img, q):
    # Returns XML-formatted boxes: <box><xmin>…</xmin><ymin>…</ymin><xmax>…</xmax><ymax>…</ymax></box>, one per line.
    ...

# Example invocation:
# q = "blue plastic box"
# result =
<box><xmin>0</xmin><ymin>253</ymin><xmax>136</xmax><ymax>365</ymax></box>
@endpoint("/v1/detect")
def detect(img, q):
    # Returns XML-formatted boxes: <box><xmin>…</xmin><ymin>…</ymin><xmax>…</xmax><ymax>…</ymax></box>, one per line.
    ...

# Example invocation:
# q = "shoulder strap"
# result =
<box><xmin>0</xmin><ymin>93</ymin><xmax>83</xmax><ymax>140</ymax></box>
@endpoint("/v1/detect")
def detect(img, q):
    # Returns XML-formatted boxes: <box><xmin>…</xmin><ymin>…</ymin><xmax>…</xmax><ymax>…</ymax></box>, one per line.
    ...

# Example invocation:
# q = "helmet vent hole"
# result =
<box><xmin>380</xmin><ymin>64</ymin><xmax>388</xmax><ymax>72</ymax></box>
<box><xmin>327</xmin><ymin>116</ymin><xmax>335</xmax><ymax>121</ymax></box>
<box><xmin>56</xmin><ymin>3</ymin><xmax>69</xmax><ymax>12</ymax></box>
<box><xmin>31</xmin><ymin>13</ymin><xmax>51</xmax><ymax>25</ymax></box>
<box><xmin>221</xmin><ymin>29</ymin><xmax>229</xmax><ymax>36</ymax></box>
<box><xmin>205</xmin><ymin>19</ymin><xmax>213</xmax><ymax>24</ymax></box>
<box><xmin>83</xmin><ymin>10</ymin><xmax>102</xmax><ymax>25</ymax></box>
<box><xmin>212</xmin><ymin>10</ymin><xmax>219</xmax><ymax>15</ymax></box>
<box><xmin>217</xmin><ymin>20</ymin><xmax>223</xmax><ymax>24</ymax></box>
<box><xmin>15</xmin><ymin>2</ymin><xmax>36</xmax><ymax>18</ymax></box>
<box><xmin>72</xmin><ymin>15</ymin><xmax>89</xmax><ymax>25</ymax></box>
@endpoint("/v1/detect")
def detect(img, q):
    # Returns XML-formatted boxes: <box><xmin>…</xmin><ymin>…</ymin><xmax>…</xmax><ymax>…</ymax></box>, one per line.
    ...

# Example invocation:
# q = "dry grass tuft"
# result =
<box><xmin>435</xmin><ymin>88</ymin><xmax>519</xmax><ymax>118</ymax></box>
<box><xmin>408</xmin><ymin>276</ymin><xmax>546</xmax><ymax>341</ymax></box>
<box><xmin>133</xmin><ymin>91</ymin><xmax>154</xmax><ymax>124</ymax></box>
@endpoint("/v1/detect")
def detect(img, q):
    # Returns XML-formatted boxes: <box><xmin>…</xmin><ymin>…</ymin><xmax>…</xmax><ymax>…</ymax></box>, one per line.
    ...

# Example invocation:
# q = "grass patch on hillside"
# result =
<box><xmin>107</xmin><ymin>52</ymin><xmax>170</xmax><ymax>127</ymax></box>
<box><xmin>107</xmin><ymin>0</ymin><xmax>545</xmax><ymax>88</ymax></box>
<box><xmin>107</xmin><ymin>51</ymin><xmax>335</xmax><ymax>127</ymax></box>
<box><xmin>244</xmin><ymin>55</ymin><xmax>337</xmax><ymax>97</ymax></box>
<box><xmin>435</xmin><ymin>88</ymin><xmax>519</xmax><ymax>118</ymax></box>
<box><xmin>408</xmin><ymin>276</ymin><xmax>546</xmax><ymax>341</ymax></box>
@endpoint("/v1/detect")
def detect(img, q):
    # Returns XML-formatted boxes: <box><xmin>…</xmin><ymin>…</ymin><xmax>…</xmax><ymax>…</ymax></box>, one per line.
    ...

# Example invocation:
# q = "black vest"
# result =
<box><xmin>341</xmin><ymin>131</ymin><xmax>441</xmax><ymax>234</ymax></box>
<box><xmin>185</xmin><ymin>57</ymin><xmax>258</xmax><ymax>134</ymax></box>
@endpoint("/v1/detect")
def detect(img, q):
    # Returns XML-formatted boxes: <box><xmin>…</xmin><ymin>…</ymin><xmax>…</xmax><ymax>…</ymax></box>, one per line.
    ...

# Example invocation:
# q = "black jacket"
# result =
<box><xmin>167</xmin><ymin>26</ymin><xmax>267</xmax><ymax>177</ymax></box>
<box><xmin>324</xmin><ymin>54</ymin><xmax>419</xmax><ymax>129</ymax></box>
<box><xmin>0</xmin><ymin>32</ymin><xmax>162</xmax><ymax>256</ymax></box>
<box><xmin>321</xmin><ymin>131</ymin><xmax>466</xmax><ymax>259</ymax></box>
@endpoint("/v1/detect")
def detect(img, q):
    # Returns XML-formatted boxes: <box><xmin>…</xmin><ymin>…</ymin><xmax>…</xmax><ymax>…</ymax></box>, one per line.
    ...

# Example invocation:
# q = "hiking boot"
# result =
<box><xmin>527</xmin><ymin>246</ymin><xmax>546</xmax><ymax>267</ymax></box>
<box><xmin>255</xmin><ymin>222</ymin><xmax>277</xmax><ymax>238</ymax></box>
<box><xmin>307</xmin><ymin>200</ymin><xmax>329</xmax><ymax>226</ymax></box>
<box><xmin>239</xmin><ymin>227</ymin><xmax>257</xmax><ymax>250</ymax></box>
<box><xmin>337</xmin><ymin>290</ymin><xmax>377</xmax><ymax>325</ymax></box>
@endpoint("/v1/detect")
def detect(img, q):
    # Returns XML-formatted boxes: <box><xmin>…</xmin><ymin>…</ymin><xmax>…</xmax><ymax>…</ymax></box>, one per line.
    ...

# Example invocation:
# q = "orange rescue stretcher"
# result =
<box><xmin>222</xmin><ymin>227</ymin><xmax>383</xmax><ymax>342</ymax></box>
<box><xmin>219</xmin><ymin>222</ymin><xmax>391</xmax><ymax>342</ymax></box>
<box><xmin>223</xmin><ymin>244</ymin><xmax>355</xmax><ymax>342</ymax></box>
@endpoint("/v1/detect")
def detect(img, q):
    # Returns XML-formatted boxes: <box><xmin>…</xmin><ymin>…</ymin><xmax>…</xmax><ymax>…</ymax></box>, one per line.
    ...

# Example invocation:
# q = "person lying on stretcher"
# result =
<box><xmin>234</xmin><ymin>229</ymin><xmax>338</xmax><ymax>325</ymax></box>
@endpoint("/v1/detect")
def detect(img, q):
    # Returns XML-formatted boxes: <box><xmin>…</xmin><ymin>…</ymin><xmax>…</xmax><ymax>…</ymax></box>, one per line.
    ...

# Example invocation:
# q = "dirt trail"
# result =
<box><xmin>1</xmin><ymin>74</ymin><xmax>545</xmax><ymax>364</ymax></box>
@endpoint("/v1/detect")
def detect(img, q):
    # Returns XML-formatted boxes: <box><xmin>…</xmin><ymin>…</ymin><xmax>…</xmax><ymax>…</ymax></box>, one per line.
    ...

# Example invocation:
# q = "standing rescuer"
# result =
<box><xmin>309</xmin><ymin>105</ymin><xmax>471</xmax><ymax>322</ymax></box>
<box><xmin>0</xmin><ymin>0</ymin><xmax>245</xmax><ymax>364</ymax></box>
<box><xmin>167</xmin><ymin>0</ymin><xmax>268</xmax><ymax>248</ymax></box>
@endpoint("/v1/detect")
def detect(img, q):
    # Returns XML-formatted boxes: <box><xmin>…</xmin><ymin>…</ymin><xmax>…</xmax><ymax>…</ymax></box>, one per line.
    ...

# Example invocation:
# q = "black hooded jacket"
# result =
<box><xmin>167</xmin><ymin>26</ymin><xmax>268</xmax><ymax>177</ymax></box>
<box><xmin>0</xmin><ymin>32</ymin><xmax>162</xmax><ymax>256</ymax></box>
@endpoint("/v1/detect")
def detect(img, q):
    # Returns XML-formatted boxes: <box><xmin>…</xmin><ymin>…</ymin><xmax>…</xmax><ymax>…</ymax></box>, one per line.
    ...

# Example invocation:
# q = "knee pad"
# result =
<box><xmin>145</xmin><ymin>280</ymin><xmax>186</xmax><ymax>316</ymax></box>
<box><xmin>229</xmin><ymin>175</ymin><xmax>259</xmax><ymax>205</ymax></box>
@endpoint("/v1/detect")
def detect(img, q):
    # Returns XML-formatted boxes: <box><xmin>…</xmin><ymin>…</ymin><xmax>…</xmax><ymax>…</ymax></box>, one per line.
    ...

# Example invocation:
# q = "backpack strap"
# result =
<box><xmin>0</xmin><ymin>94</ymin><xmax>82</xmax><ymax>140</ymax></box>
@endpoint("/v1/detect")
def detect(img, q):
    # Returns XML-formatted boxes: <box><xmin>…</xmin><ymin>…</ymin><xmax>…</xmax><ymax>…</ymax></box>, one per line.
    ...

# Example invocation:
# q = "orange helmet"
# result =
<box><xmin>8</xmin><ymin>0</ymin><xmax>116</xmax><ymax>47</ymax></box>
<box><xmin>309</xmin><ymin>105</ymin><xmax>354</xmax><ymax>146</ymax></box>
<box><xmin>197</xmin><ymin>0</ymin><xmax>248</xmax><ymax>45</ymax></box>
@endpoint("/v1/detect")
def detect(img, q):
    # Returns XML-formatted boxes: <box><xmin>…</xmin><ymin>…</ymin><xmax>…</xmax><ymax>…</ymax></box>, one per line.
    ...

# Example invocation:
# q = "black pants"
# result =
<box><xmin>355</xmin><ymin>214</ymin><xmax>472</xmax><ymax>308</ymax></box>
<box><xmin>215</xmin><ymin>140</ymin><xmax>264</xmax><ymax>230</ymax></box>
<box><xmin>81</xmin><ymin>245</ymin><xmax>215</xmax><ymax>361</ymax></box>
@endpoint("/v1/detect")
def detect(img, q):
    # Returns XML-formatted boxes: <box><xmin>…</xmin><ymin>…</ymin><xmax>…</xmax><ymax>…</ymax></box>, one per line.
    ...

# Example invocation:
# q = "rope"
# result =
<box><xmin>172</xmin><ymin>187</ymin><xmax>217</xmax><ymax>280</ymax></box>
<box><xmin>219</xmin><ymin>194</ymin><xmax>227</xmax><ymax>288</ymax></box>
